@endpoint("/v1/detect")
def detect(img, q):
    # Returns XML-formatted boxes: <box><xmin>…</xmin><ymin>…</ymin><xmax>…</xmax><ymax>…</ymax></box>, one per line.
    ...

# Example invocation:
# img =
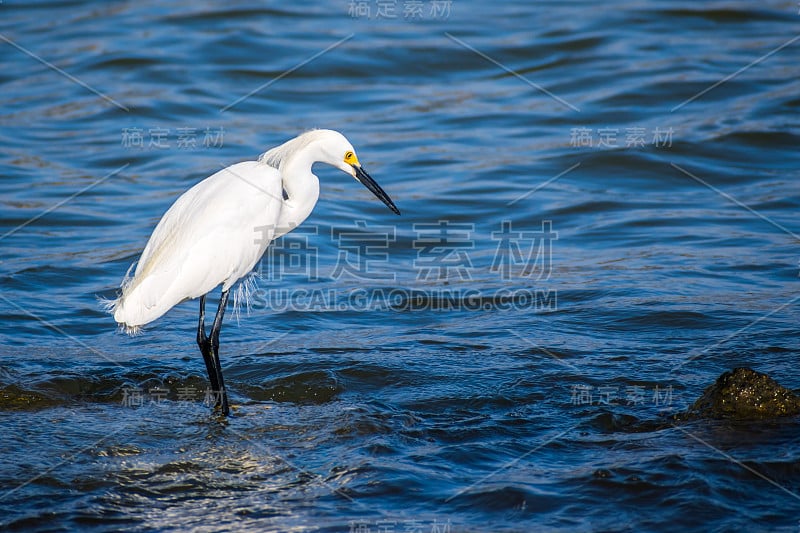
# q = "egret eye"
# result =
<box><xmin>344</xmin><ymin>151</ymin><xmax>354</xmax><ymax>162</ymax></box>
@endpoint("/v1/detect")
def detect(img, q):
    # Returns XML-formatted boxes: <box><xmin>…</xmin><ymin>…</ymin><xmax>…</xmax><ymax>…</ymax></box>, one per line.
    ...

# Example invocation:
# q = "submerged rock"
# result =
<box><xmin>0</xmin><ymin>384</ymin><xmax>58</xmax><ymax>410</ymax></box>
<box><xmin>683</xmin><ymin>367</ymin><xmax>800</xmax><ymax>420</ymax></box>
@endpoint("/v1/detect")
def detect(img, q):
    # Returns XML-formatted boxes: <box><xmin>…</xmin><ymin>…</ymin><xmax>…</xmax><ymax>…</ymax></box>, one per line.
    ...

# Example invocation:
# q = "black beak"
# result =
<box><xmin>353</xmin><ymin>165</ymin><xmax>401</xmax><ymax>215</ymax></box>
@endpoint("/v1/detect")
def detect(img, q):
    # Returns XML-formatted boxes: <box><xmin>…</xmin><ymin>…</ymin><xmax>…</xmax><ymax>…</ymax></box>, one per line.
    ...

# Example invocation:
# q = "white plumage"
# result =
<box><xmin>110</xmin><ymin>128</ymin><xmax>399</xmax><ymax>415</ymax></box>
<box><xmin>113</xmin><ymin>162</ymin><xmax>282</xmax><ymax>329</ymax></box>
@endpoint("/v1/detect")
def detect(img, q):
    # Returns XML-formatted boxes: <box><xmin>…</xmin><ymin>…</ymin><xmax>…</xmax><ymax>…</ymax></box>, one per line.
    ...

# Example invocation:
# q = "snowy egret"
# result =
<box><xmin>111</xmin><ymin>129</ymin><xmax>400</xmax><ymax>415</ymax></box>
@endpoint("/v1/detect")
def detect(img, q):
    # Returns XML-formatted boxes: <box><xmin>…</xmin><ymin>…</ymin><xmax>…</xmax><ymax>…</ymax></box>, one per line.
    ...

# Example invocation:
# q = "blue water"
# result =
<box><xmin>1</xmin><ymin>1</ymin><xmax>800</xmax><ymax>531</ymax></box>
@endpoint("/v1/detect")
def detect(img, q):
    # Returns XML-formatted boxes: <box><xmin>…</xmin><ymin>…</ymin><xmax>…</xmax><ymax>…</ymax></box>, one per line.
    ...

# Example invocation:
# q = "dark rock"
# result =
<box><xmin>683</xmin><ymin>367</ymin><xmax>800</xmax><ymax>420</ymax></box>
<box><xmin>0</xmin><ymin>384</ymin><xmax>58</xmax><ymax>410</ymax></box>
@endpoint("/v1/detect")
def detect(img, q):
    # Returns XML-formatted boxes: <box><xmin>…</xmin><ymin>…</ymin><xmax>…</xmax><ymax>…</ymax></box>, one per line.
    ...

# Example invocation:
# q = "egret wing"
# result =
<box><xmin>113</xmin><ymin>161</ymin><xmax>283</xmax><ymax>328</ymax></box>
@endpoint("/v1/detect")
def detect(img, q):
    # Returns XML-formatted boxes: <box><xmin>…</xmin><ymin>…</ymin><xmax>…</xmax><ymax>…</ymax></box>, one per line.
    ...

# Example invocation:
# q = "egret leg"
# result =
<box><xmin>196</xmin><ymin>295</ymin><xmax>220</xmax><ymax>396</ymax></box>
<box><xmin>209</xmin><ymin>289</ymin><xmax>230</xmax><ymax>415</ymax></box>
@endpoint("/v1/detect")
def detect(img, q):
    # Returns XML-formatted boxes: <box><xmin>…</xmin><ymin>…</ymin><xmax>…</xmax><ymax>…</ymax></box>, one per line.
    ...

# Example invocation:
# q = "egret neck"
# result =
<box><xmin>264</xmin><ymin>141</ymin><xmax>321</xmax><ymax>238</ymax></box>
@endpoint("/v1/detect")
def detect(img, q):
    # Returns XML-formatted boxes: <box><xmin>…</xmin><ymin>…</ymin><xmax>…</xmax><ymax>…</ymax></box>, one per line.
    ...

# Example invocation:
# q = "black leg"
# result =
<box><xmin>197</xmin><ymin>295</ymin><xmax>220</xmax><ymax>397</ymax></box>
<box><xmin>210</xmin><ymin>290</ymin><xmax>230</xmax><ymax>415</ymax></box>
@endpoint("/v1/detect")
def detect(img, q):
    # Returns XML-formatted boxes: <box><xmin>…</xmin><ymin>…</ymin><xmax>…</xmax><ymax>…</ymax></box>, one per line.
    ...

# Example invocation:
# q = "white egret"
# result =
<box><xmin>111</xmin><ymin>129</ymin><xmax>400</xmax><ymax>415</ymax></box>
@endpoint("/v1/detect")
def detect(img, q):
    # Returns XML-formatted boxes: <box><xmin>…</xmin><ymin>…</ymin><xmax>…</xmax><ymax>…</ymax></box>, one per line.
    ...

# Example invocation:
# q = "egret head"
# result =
<box><xmin>318</xmin><ymin>130</ymin><xmax>401</xmax><ymax>216</ymax></box>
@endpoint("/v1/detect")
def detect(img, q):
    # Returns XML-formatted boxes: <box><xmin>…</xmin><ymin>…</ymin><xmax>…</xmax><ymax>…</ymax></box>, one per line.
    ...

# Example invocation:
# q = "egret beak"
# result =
<box><xmin>353</xmin><ymin>165</ymin><xmax>401</xmax><ymax>215</ymax></box>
